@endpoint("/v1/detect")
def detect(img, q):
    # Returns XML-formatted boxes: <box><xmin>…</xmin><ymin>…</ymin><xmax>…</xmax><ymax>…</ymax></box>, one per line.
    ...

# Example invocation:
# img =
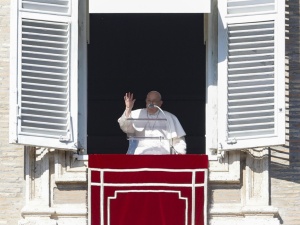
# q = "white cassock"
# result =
<box><xmin>118</xmin><ymin>108</ymin><xmax>186</xmax><ymax>155</ymax></box>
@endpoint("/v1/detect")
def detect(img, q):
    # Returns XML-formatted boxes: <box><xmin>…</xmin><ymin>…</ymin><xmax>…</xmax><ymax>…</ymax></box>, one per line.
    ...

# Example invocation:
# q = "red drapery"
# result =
<box><xmin>89</xmin><ymin>154</ymin><xmax>208</xmax><ymax>225</ymax></box>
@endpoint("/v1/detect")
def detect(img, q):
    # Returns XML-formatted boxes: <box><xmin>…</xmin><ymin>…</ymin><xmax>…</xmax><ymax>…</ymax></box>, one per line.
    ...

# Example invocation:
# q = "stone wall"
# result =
<box><xmin>270</xmin><ymin>1</ymin><xmax>300</xmax><ymax>225</ymax></box>
<box><xmin>0</xmin><ymin>1</ymin><xmax>25</xmax><ymax>224</ymax></box>
<box><xmin>19</xmin><ymin>148</ymin><xmax>87</xmax><ymax>225</ymax></box>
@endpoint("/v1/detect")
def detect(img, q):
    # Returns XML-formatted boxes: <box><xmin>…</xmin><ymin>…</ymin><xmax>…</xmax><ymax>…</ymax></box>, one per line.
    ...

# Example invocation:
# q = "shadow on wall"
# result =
<box><xmin>270</xmin><ymin>0</ymin><xmax>300</xmax><ymax>184</ymax></box>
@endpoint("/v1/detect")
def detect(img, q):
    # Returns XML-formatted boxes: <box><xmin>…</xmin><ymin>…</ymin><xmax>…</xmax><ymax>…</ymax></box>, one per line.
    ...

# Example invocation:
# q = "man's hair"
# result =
<box><xmin>147</xmin><ymin>91</ymin><xmax>162</xmax><ymax>101</ymax></box>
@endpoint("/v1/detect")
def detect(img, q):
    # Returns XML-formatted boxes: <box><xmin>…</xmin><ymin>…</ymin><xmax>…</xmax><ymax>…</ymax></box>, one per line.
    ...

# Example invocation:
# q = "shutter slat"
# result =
<box><xmin>22</xmin><ymin>1</ymin><xmax>69</xmax><ymax>9</ymax></box>
<box><xmin>229</xmin><ymin>78</ymin><xmax>273</xmax><ymax>84</ymax></box>
<box><xmin>23</xmin><ymin>28</ymin><xmax>69</xmax><ymax>35</ymax></box>
<box><xmin>21</xmin><ymin>0</ymin><xmax>70</xmax><ymax>15</ymax></box>
<box><xmin>228</xmin><ymin>71</ymin><xmax>273</xmax><ymax>77</ymax></box>
<box><xmin>227</xmin><ymin>0</ymin><xmax>275</xmax><ymax>15</ymax></box>
<box><xmin>22</xmin><ymin>75</ymin><xmax>67</xmax><ymax>82</ymax></box>
<box><xmin>22</xmin><ymin>63</ymin><xmax>68</xmax><ymax>70</ymax></box>
<box><xmin>228</xmin><ymin>84</ymin><xmax>274</xmax><ymax>90</ymax></box>
<box><xmin>21</xmin><ymin>127</ymin><xmax>67</xmax><ymax>134</ymax></box>
<box><xmin>229</xmin><ymin>85</ymin><xmax>274</xmax><ymax>90</ymax></box>
<box><xmin>229</xmin><ymin>47</ymin><xmax>274</xmax><ymax>53</ymax></box>
<box><xmin>228</xmin><ymin>103</ymin><xmax>274</xmax><ymax>109</ymax></box>
<box><xmin>229</xmin><ymin>90</ymin><xmax>273</xmax><ymax>96</ymax></box>
<box><xmin>229</xmin><ymin>59</ymin><xmax>274</xmax><ymax>66</ymax></box>
<box><xmin>22</xmin><ymin>88</ymin><xmax>66</xmax><ymax>95</ymax></box>
<box><xmin>229</xmin><ymin>122</ymin><xmax>274</xmax><ymax>129</ymax></box>
<box><xmin>228</xmin><ymin>97</ymin><xmax>274</xmax><ymax>103</ymax></box>
<box><xmin>22</xmin><ymin>95</ymin><xmax>67</xmax><ymax>101</ymax></box>
<box><xmin>23</xmin><ymin>118</ymin><xmax>68</xmax><ymax>126</ymax></box>
<box><xmin>23</xmin><ymin>38</ymin><xmax>68</xmax><ymax>46</ymax></box>
<box><xmin>229</xmin><ymin>116</ymin><xmax>274</xmax><ymax>126</ymax></box>
<box><xmin>22</xmin><ymin>69</ymin><xmax>67</xmax><ymax>76</ymax></box>
<box><xmin>228</xmin><ymin>66</ymin><xmax>274</xmax><ymax>73</ymax></box>
<box><xmin>23</xmin><ymin>58</ymin><xmax>68</xmax><ymax>64</ymax></box>
<box><xmin>229</xmin><ymin>39</ymin><xmax>274</xmax><ymax>45</ymax></box>
<box><xmin>228</xmin><ymin>5</ymin><xmax>275</xmax><ymax>15</ymax></box>
<box><xmin>22</xmin><ymin>106</ymin><xmax>67</xmax><ymax>114</ymax></box>
<box><xmin>23</xmin><ymin>51</ymin><xmax>68</xmax><ymax>57</ymax></box>
<box><xmin>229</xmin><ymin>26</ymin><xmax>274</xmax><ymax>33</ymax></box>
<box><xmin>229</xmin><ymin>93</ymin><xmax>273</xmax><ymax>100</ymax></box>
<box><xmin>21</xmin><ymin>101</ymin><xmax>67</xmax><ymax>108</ymax></box>
<box><xmin>22</xmin><ymin>82</ymin><xmax>67</xmax><ymax>88</ymax></box>
<box><xmin>228</xmin><ymin>129</ymin><xmax>275</xmax><ymax>138</ymax></box>
<box><xmin>22</xmin><ymin>44</ymin><xmax>68</xmax><ymax>51</ymax></box>
<box><xmin>229</xmin><ymin>33</ymin><xmax>274</xmax><ymax>39</ymax></box>
<box><xmin>229</xmin><ymin>106</ymin><xmax>274</xmax><ymax>114</ymax></box>
<box><xmin>229</xmin><ymin>53</ymin><xmax>274</xmax><ymax>60</ymax></box>
<box><xmin>22</xmin><ymin>113</ymin><xmax>66</xmax><ymax>119</ymax></box>
<box><xmin>22</xmin><ymin>122</ymin><xmax>68</xmax><ymax>130</ymax></box>
<box><xmin>21</xmin><ymin>128</ymin><xmax>66</xmax><ymax>134</ymax></box>
<box><xmin>229</xmin><ymin>109</ymin><xmax>273</xmax><ymax>115</ymax></box>
<box><xmin>23</xmin><ymin>26</ymin><xmax>69</xmax><ymax>32</ymax></box>
<box><xmin>228</xmin><ymin>103</ymin><xmax>274</xmax><ymax>108</ymax></box>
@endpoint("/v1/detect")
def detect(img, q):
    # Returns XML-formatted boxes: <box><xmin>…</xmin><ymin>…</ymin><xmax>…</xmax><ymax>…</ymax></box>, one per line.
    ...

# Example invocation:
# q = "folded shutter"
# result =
<box><xmin>218</xmin><ymin>0</ymin><xmax>285</xmax><ymax>150</ymax></box>
<box><xmin>10</xmin><ymin>0</ymin><xmax>81</xmax><ymax>150</ymax></box>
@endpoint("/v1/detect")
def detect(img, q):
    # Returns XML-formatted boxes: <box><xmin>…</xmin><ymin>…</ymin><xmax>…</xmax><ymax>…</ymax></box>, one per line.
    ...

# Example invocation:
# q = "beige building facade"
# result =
<box><xmin>0</xmin><ymin>0</ymin><xmax>300</xmax><ymax>225</ymax></box>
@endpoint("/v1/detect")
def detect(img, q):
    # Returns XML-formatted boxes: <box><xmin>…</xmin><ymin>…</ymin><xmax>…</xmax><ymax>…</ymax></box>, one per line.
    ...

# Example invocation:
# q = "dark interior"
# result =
<box><xmin>87</xmin><ymin>14</ymin><xmax>206</xmax><ymax>154</ymax></box>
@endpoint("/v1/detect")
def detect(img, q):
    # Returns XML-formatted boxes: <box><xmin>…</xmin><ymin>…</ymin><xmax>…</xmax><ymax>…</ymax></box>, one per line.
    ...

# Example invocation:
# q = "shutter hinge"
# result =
<box><xmin>59</xmin><ymin>113</ymin><xmax>72</xmax><ymax>142</ymax></box>
<box><xmin>17</xmin><ymin>105</ymin><xmax>21</xmax><ymax>119</ymax></box>
<box><xmin>59</xmin><ymin>133</ymin><xmax>70</xmax><ymax>142</ymax></box>
<box><xmin>226</xmin><ymin>138</ymin><xmax>237</xmax><ymax>145</ymax></box>
<box><xmin>14</xmin><ymin>105</ymin><xmax>20</xmax><ymax>143</ymax></box>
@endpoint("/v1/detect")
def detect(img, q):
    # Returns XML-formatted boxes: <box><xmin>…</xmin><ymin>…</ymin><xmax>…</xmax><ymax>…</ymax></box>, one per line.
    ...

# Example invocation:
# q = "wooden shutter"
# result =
<box><xmin>218</xmin><ymin>0</ymin><xmax>285</xmax><ymax>150</ymax></box>
<box><xmin>10</xmin><ymin>0</ymin><xmax>82</xmax><ymax>150</ymax></box>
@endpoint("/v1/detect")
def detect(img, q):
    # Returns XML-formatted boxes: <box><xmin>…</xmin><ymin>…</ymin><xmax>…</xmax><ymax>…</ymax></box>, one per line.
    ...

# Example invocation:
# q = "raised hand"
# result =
<box><xmin>124</xmin><ymin>92</ymin><xmax>136</xmax><ymax>117</ymax></box>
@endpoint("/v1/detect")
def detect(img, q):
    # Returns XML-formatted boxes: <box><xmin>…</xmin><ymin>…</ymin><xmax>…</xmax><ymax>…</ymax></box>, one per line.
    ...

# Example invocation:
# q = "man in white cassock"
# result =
<box><xmin>118</xmin><ymin>91</ymin><xmax>187</xmax><ymax>155</ymax></box>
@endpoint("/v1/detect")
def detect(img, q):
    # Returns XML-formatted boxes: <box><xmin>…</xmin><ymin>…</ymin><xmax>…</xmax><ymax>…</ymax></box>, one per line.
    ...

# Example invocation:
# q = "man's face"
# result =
<box><xmin>145</xmin><ymin>92</ymin><xmax>163</xmax><ymax>114</ymax></box>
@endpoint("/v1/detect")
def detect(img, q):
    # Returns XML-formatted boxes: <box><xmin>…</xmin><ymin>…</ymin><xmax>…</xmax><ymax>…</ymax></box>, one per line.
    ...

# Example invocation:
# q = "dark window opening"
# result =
<box><xmin>87</xmin><ymin>14</ymin><xmax>206</xmax><ymax>154</ymax></box>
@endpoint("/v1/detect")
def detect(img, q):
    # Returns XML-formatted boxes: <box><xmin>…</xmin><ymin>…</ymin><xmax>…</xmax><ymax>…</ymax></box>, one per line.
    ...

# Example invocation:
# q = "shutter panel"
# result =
<box><xmin>218</xmin><ymin>0</ymin><xmax>285</xmax><ymax>150</ymax></box>
<box><xmin>10</xmin><ymin>0</ymin><xmax>81</xmax><ymax>150</ymax></box>
<box><xmin>227</xmin><ymin>21</ymin><xmax>276</xmax><ymax>138</ymax></box>
<box><xmin>21</xmin><ymin>19</ymin><xmax>70</xmax><ymax>138</ymax></box>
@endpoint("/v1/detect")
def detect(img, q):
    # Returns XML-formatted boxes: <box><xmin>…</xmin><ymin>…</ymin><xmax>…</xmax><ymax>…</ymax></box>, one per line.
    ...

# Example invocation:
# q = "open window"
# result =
<box><xmin>9</xmin><ymin>0</ymin><xmax>285</xmax><ymax>155</ymax></box>
<box><xmin>87</xmin><ymin>13</ymin><xmax>207</xmax><ymax>154</ymax></box>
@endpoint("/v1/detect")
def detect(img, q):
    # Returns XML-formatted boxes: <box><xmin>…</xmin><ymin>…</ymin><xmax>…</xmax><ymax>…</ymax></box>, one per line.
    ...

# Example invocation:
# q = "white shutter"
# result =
<box><xmin>218</xmin><ymin>0</ymin><xmax>285</xmax><ymax>150</ymax></box>
<box><xmin>10</xmin><ymin>0</ymin><xmax>82</xmax><ymax>150</ymax></box>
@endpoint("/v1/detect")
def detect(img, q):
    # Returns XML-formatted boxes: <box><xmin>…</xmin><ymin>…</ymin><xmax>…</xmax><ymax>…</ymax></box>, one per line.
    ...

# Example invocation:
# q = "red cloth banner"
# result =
<box><xmin>89</xmin><ymin>155</ymin><xmax>208</xmax><ymax>225</ymax></box>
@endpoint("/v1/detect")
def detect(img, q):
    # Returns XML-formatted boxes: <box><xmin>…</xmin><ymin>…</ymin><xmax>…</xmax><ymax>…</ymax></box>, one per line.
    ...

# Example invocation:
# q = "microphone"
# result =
<box><xmin>147</xmin><ymin>103</ymin><xmax>156</xmax><ymax>108</ymax></box>
<box><xmin>146</xmin><ymin>103</ymin><xmax>175</xmax><ymax>154</ymax></box>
